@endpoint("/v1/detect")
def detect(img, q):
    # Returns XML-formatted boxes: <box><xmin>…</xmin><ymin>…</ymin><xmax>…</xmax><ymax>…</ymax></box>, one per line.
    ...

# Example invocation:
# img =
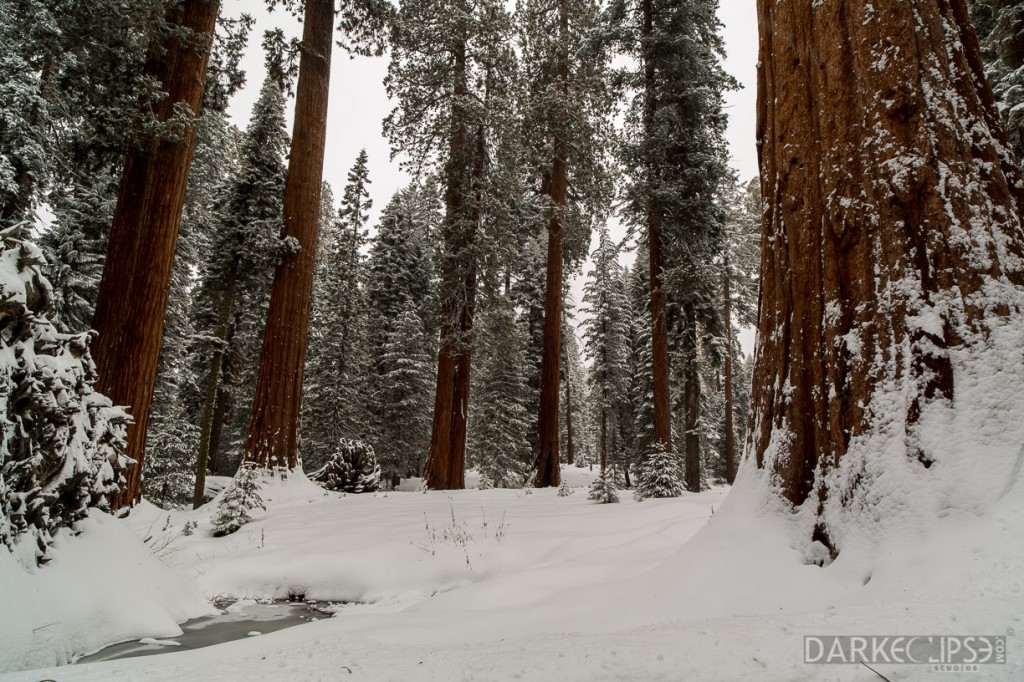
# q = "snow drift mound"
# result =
<box><xmin>0</xmin><ymin>511</ymin><xmax>215</xmax><ymax>673</ymax></box>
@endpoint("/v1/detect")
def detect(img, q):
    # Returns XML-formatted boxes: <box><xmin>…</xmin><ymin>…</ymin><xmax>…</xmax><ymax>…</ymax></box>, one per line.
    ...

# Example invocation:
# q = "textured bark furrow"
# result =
<box><xmin>244</xmin><ymin>0</ymin><xmax>333</xmax><ymax>470</ymax></box>
<box><xmin>92</xmin><ymin>0</ymin><xmax>220</xmax><ymax>509</ymax></box>
<box><xmin>750</xmin><ymin>0</ymin><xmax>1024</xmax><ymax>513</ymax></box>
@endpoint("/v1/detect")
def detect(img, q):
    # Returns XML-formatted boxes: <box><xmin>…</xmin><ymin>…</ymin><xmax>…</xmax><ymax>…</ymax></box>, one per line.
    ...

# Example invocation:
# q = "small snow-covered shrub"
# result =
<box><xmin>210</xmin><ymin>465</ymin><xmax>265</xmax><ymax>537</ymax></box>
<box><xmin>0</xmin><ymin>226</ymin><xmax>131</xmax><ymax>564</ymax></box>
<box><xmin>309</xmin><ymin>439</ymin><xmax>380</xmax><ymax>493</ymax></box>
<box><xmin>557</xmin><ymin>480</ymin><xmax>574</xmax><ymax>497</ymax></box>
<box><xmin>588</xmin><ymin>474</ymin><xmax>619</xmax><ymax>504</ymax></box>
<box><xmin>633</xmin><ymin>442</ymin><xmax>684</xmax><ymax>500</ymax></box>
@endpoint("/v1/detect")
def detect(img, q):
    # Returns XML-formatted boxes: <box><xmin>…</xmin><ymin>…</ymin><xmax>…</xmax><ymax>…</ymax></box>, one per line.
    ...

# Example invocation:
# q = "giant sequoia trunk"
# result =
<box><xmin>533</xmin><ymin>170</ymin><xmax>565</xmax><ymax>487</ymax></box>
<box><xmin>533</xmin><ymin>16</ymin><xmax>569</xmax><ymax>486</ymax></box>
<box><xmin>643</xmin><ymin>0</ymin><xmax>673</xmax><ymax>457</ymax></box>
<box><xmin>750</xmin><ymin>0</ymin><xmax>1024</xmax><ymax>550</ymax></box>
<box><xmin>91</xmin><ymin>0</ymin><xmax>220</xmax><ymax>509</ymax></box>
<box><xmin>244</xmin><ymin>0</ymin><xmax>333</xmax><ymax>470</ymax></box>
<box><xmin>422</xmin><ymin>29</ymin><xmax>485</xmax><ymax>489</ymax></box>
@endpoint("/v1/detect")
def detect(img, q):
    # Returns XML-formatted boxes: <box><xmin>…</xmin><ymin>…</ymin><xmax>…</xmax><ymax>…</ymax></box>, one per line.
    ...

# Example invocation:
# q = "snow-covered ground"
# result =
<box><xmin>2</xmin><ymin>463</ymin><xmax>1022</xmax><ymax>681</ymax></box>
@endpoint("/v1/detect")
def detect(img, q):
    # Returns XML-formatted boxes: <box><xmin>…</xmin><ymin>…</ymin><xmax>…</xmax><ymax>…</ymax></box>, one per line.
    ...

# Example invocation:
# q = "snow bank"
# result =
<box><xmin>0</xmin><ymin>512</ymin><xmax>215</xmax><ymax>672</ymax></box>
<box><xmin>4</xmin><ymin>457</ymin><xmax>1022</xmax><ymax>680</ymax></box>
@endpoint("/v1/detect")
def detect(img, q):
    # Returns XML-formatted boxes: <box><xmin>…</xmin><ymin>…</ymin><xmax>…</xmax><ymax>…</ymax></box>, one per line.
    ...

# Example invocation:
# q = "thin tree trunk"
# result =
<box><xmin>208</xmin><ymin>383</ymin><xmax>228</xmax><ymax>474</ymax></box>
<box><xmin>600</xmin><ymin>404</ymin><xmax>607</xmax><ymax>475</ymax></box>
<box><xmin>92</xmin><ymin>0</ymin><xmax>220</xmax><ymax>510</ymax></box>
<box><xmin>723</xmin><ymin>255</ymin><xmax>735</xmax><ymax>484</ymax></box>
<box><xmin>244</xmin><ymin>0</ymin><xmax>333</xmax><ymax>470</ymax></box>
<box><xmin>751</xmin><ymin>0</ymin><xmax>1024</xmax><ymax>543</ymax></box>
<box><xmin>193</xmin><ymin>266</ymin><xmax>237</xmax><ymax>508</ymax></box>
<box><xmin>643</xmin><ymin>0</ymin><xmax>672</xmax><ymax>456</ymax></box>
<box><xmin>682</xmin><ymin>302</ymin><xmax>701</xmax><ymax>492</ymax></box>
<box><xmin>564</xmin><ymin>347</ymin><xmax>575</xmax><ymax>466</ymax></box>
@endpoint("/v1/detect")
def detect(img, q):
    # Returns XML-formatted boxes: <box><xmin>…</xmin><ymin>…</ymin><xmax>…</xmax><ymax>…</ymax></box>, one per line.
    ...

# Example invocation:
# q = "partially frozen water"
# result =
<box><xmin>78</xmin><ymin>601</ymin><xmax>329</xmax><ymax>664</ymax></box>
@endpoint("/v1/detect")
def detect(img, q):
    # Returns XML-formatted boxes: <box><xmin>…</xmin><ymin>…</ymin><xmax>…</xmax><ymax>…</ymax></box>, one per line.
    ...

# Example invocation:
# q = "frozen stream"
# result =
<box><xmin>78</xmin><ymin>601</ymin><xmax>329</xmax><ymax>664</ymax></box>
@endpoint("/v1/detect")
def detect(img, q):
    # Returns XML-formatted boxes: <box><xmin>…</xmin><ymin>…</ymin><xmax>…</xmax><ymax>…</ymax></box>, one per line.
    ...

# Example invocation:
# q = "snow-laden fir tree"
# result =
<box><xmin>587</xmin><ymin>473</ymin><xmax>619</xmax><ymax>504</ymax></box>
<box><xmin>189</xmin><ymin>37</ymin><xmax>291</xmax><ymax>506</ymax></box>
<box><xmin>387</xmin><ymin>0</ymin><xmax>517</xmax><ymax>489</ymax></box>
<box><xmin>611</xmin><ymin>0</ymin><xmax>735</xmax><ymax>489</ymax></box>
<box><xmin>518</xmin><ymin>0</ymin><xmax>613</xmax><ymax>487</ymax></box>
<box><xmin>0</xmin><ymin>226</ymin><xmax>130</xmax><ymax>563</ymax></box>
<box><xmin>581</xmin><ymin>224</ymin><xmax>630</xmax><ymax>477</ymax></box>
<box><xmin>468</xmin><ymin>294</ymin><xmax>533</xmax><ymax>488</ymax></box>
<box><xmin>41</xmin><ymin>173</ymin><xmax>120</xmax><ymax>332</ymax></box>
<box><xmin>303</xmin><ymin>151</ymin><xmax>375</xmax><ymax>471</ymax></box>
<box><xmin>971</xmin><ymin>0</ymin><xmax>1024</xmax><ymax>166</ymax></box>
<box><xmin>715</xmin><ymin>177</ymin><xmax>759</xmax><ymax>483</ymax></box>
<box><xmin>143</xmin><ymin>406</ymin><xmax>201</xmax><ymax>509</ymax></box>
<box><xmin>374</xmin><ymin>302</ymin><xmax>435</xmax><ymax>484</ymax></box>
<box><xmin>364</xmin><ymin>185</ymin><xmax>438</xmax><ymax>483</ymax></box>
<box><xmin>0</xmin><ymin>0</ymin><xmax>166</xmax><ymax>228</ymax></box>
<box><xmin>560</xmin><ymin>325</ymin><xmax>590</xmax><ymax>466</ymax></box>
<box><xmin>634</xmin><ymin>439</ymin><xmax>683</xmax><ymax>500</ymax></box>
<box><xmin>210</xmin><ymin>464</ymin><xmax>265</xmax><ymax>537</ymax></box>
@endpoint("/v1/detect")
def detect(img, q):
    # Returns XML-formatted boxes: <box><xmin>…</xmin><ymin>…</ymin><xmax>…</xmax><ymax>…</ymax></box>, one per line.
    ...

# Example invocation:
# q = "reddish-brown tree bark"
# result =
<box><xmin>421</xmin><ymin>30</ymin><xmax>484</xmax><ymax>493</ymax></box>
<box><xmin>91</xmin><ymin>0</ymin><xmax>220</xmax><ymax>510</ymax></box>
<box><xmin>533</xmin><ymin>155</ymin><xmax>567</xmax><ymax>488</ymax></box>
<box><xmin>750</xmin><ymin>0</ymin><xmax>1024</xmax><ymax>539</ymax></box>
<box><xmin>244</xmin><ymin>0</ymin><xmax>333</xmax><ymax>470</ymax></box>
<box><xmin>532</xmin><ymin>0</ymin><xmax>570</xmax><ymax>488</ymax></box>
<box><xmin>642</xmin><ymin>0</ymin><xmax>673</xmax><ymax>457</ymax></box>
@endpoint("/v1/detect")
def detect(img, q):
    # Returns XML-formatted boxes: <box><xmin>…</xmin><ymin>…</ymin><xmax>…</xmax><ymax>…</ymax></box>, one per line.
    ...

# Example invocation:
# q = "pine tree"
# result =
<box><xmin>518</xmin><ymin>0</ymin><xmax>613</xmax><ymax>488</ymax></box>
<box><xmin>469</xmin><ymin>294</ymin><xmax>534</xmax><ymax>488</ymax></box>
<box><xmin>634</xmin><ymin>441</ymin><xmax>683</xmax><ymax>499</ymax></box>
<box><xmin>0</xmin><ymin>227</ymin><xmax>131</xmax><ymax>563</ymax></box>
<box><xmin>388</xmin><ymin>0</ymin><xmax>517</xmax><ymax>489</ymax></box>
<box><xmin>309</xmin><ymin>440</ymin><xmax>381</xmax><ymax>494</ymax></box>
<box><xmin>612</xmin><ymin>0</ymin><xmax>735</xmax><ymax>485</ymax></box>
<box><xmin>375</xmin><ymin>304</ymin><xmax>435</xmax><ymax>483</ymax></box>
<box><xmin>303</xmin><ymin>152</ymin><xmax>374</xmax><ymax>471</ymax></box>
<box><xmin>210</xmin><ymin>464</ymin><xmax>264</xmax><ymax>537</ymax></box>
<box><xmin>971</xmin><ymin>1</ymin><xmax>1024</xmax><ymax>166</ymax></box>
<box><xmin>618</xmin><ymin>260</ymin><xmax>653</xmax><ymax>481</ymax></box>
<box><xmin>193</xmin><ymin>42</ymin><xmax>291</xmax><ymax>504</ymax></box>
<box><xmin>581</xmin><ymin>224</ymin><xmax>629</xmax><ymax>477</ymax></box>
<box><xmin>587</xmin><ymin>473</ymin><xmax>619</xmax><ymax>503</ymax></box>
<box><xmin>143</xmin><ymin>406</ymin><xmax>201</xmax><ymax>509</ymax></box>
<box><xmin>0</xmin><ymin>0</ymin><xmax>167</xmax><ymax>228</ymax></box>
<box><xmin>719</xmin><ymin>177</ymin><xmax>759</xmax><ymax>483</ymax></box>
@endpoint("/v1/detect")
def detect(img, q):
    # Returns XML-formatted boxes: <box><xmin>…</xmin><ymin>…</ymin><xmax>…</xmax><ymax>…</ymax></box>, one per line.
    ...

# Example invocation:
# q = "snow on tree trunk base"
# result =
<box><xmin>750</xmin><ymin>0</ymin><xmax>1024</xmax><ymax>561</ymax></box>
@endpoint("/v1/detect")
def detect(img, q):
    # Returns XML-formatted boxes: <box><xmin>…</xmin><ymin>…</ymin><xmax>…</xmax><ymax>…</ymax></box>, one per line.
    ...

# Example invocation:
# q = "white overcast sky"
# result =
<box><xmin>223</xmin><ymin>0</ymin><xmax>760</xmax><ymax>225</ymax></box>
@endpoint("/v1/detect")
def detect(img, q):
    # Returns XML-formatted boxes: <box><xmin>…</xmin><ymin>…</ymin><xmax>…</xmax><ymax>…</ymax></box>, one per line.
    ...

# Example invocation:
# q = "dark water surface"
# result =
<box><xmin>77</xmin><ymin>601</ymin><xmax>328</xmax><ymax>664</ymax></box>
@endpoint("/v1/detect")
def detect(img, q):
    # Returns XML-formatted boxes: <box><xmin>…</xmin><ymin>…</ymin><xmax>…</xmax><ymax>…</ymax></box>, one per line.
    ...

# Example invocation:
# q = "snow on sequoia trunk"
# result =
<box><xmin>749</xmin><ymin>0</ymin><xmax>1024</xmax><ymax>558</ymax></box>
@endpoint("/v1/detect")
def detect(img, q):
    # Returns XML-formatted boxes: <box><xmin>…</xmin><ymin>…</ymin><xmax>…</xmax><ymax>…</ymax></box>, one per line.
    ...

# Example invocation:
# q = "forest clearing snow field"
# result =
<box><xmin>2</xmin><ymin>463</ymin><xmax>1023</xmax><ymax>681</ymax></box>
